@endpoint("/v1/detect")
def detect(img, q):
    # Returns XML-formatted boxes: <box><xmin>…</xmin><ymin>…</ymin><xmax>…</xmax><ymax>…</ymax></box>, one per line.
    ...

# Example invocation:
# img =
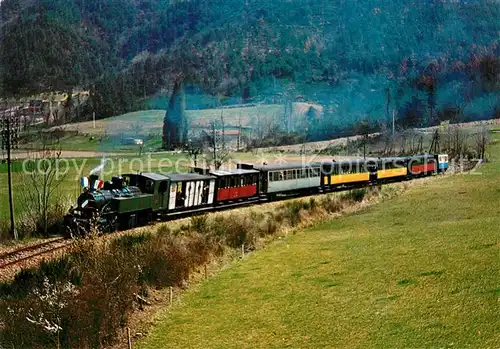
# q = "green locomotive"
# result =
<box><xmin>64</xmin><ymin>172</ymin><xmax>216</xmax><ymax>237</ymax></box>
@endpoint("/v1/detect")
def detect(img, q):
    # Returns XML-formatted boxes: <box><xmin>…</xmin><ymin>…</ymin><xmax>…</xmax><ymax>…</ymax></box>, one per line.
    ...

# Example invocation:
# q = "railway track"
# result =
<box><xmin>0</xmin><ymin>237</ymin><xmax>72</xmax><ymax>270</ymax></box>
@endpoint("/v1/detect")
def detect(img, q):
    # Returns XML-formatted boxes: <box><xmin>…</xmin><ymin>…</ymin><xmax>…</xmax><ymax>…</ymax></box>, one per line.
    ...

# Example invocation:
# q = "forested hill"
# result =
<box><xmin>0</xmin><ymin>0</ymin><xmax>499</xmax><ymax>133</ymax></box>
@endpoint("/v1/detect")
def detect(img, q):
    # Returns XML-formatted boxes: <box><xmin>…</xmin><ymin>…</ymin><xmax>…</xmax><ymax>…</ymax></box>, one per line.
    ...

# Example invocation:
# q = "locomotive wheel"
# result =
<box><xmin>65</xmin><ymin>225</ymin><xmax>75</xmax><ymax>239</ymax></box>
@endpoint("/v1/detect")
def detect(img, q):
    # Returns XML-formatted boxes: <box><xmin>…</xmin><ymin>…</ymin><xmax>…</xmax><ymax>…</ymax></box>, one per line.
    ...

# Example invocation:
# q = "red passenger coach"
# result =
<box><xmin>408</xmin><ymin>155</ymin><xmax>437</xmax><ymax>175</ymax></box>
<box><xmin>411</xmin><ymin>162</ymin><xmax>437</xmax><ymax>174</ymax></box>
<box><xmin>210</xmin><ymin>169</ymin><xmax>260</xmax><ymax>202</ymax></box>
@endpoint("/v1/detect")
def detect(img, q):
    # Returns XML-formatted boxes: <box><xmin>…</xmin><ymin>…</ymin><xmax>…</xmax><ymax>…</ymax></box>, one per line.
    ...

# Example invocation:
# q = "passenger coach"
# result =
<box><xmin>321</xmin><ymin>159</ymin><xmax>377</xmax><ymax>188</ymax></box>
<box><xmin>193</xmin><ymin>167</ymin><xmax>260</xmax><ymax>203</ymax></box>
<box><xmin>240</xmin><ymin>163</ymin><xmax>322</xmax><ymax>196</ymax></box>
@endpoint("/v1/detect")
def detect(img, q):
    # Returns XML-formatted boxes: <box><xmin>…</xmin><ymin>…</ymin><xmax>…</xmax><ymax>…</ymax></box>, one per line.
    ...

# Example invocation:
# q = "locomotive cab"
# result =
<box><xmin>437</xmin><ymin>154</ymin><xmax>449</xmax><ymax>173</ymax></box>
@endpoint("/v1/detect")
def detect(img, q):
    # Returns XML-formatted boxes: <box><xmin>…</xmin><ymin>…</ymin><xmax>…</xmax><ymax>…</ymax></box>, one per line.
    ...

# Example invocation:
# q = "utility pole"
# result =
<box><xmin>1</xmin><ymin>107</ymin><xmax>19</xmax><ymax>240</ymax></box>
<box><xmin>392</xmin><ymin>110</ymin><xmax>396</xmax><ymax>135</ymax></box>
<box><xmin>237</xmin><ymin>113</ymin><xmax>241</xmax><ymax>151</ymax></box>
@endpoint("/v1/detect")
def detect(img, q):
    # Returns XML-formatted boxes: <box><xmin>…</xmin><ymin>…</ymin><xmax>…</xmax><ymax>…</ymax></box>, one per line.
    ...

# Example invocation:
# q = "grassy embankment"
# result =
<box><xmin>138</xmin><ymin>132</ymin><xmax>500</xmax><ymax>348</ymax></box>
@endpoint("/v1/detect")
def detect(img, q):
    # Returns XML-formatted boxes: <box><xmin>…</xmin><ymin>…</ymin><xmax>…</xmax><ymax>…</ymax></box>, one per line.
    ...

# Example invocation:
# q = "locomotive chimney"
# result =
<box><xmin>89</xmin><ymin>174</ymin><xmax>99</xmax><ymax>191</ymax></box>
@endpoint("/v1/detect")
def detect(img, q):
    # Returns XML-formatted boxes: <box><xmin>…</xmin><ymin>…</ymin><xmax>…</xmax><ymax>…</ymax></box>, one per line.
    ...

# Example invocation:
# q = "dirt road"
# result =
<box><xmin>1</xmin><ymin>150</ymin><xmax>130</xmax><ymax>160</ymax></box>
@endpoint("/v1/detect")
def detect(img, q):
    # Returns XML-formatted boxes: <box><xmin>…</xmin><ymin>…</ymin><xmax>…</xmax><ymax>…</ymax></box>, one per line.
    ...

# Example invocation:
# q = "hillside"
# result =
<box><xmin>0</xmin><ymin>0</ymin><xmax>499</xmax><ymax>137</ymax></box>
<box><xmin>138</xmin><ymin>131</ymin><xmax>500</xmax><ymax>348</ymax></box>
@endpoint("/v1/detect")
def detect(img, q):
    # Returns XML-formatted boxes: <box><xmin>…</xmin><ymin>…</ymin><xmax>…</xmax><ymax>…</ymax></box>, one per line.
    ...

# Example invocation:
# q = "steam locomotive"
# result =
<box><xmin>64</xmin><ymin>154</ymin><xmax>449</xmax><ymax>237</ymax></box>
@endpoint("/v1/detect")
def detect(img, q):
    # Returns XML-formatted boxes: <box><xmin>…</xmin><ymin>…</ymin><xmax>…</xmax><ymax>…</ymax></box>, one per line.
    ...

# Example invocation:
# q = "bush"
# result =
<box><xmin>190</xmin><ymin>215</ymin><xmax>210</xmax><ymax>235</ymax></box>
<box><xmin>344</xmin><ymin>188</ymin><xmax>367</xmax><ymax>203</ymax></box>
<box><xmin>15</xmin><ymin>196</ymin><xmax>70</xmax><ymax>239</ymax></box>
<box><xmin>141</xmin><ymin>234</ymin><xmax>197</xmax><ymax>287</ymax></box>
<box><xmin>0</xmin><ymin>238</ymin><xmax>140</xmax><ymax>348</ymax></box>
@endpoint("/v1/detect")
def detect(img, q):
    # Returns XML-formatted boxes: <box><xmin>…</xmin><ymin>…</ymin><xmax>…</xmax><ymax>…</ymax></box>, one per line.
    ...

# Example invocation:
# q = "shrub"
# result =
<box><xmin>191</xmin><ymin>215</ymin><xmax>209</xmax><ymax>235</ymax></box>
<box><xmin>344</xmin><ymin>188</ymin><xmax>367</xmax><ymax>202</ymax></box>
<box><xmin>318</xmin><ymin>195</ymin><xmax>344</xmax><ymax>213</ymax></box>
<box><xmin>139</xmin><ymin>232</ymin><xmax>213</xmax><ymax>288</ymax></box>
<box><xmin>224</xmin><ymin>216</ymin><xmax>256</xmax><ymax>248</ymax></box>
<box><xmin>0</xmin><ymin>238</ymin><xmax>140</xmax><ymax>348</ymax></box>
<box><xmin>281</xmin><ymin>201</ymin><xmax>305</xmax><ymax>227</ymax></box>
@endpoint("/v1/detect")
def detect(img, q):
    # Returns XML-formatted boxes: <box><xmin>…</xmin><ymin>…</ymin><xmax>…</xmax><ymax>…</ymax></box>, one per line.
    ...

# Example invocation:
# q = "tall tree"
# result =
<box><xmin>162</xmin><ymin>80</ymin><xmax>188</xmax><ymax>150</ymax></box>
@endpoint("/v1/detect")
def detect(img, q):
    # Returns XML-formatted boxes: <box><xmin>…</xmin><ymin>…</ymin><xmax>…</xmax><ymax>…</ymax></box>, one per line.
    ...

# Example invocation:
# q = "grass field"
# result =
<box><xmin>138</xmin><ymin>134</ymin><xmax>500</xmax><ymax>348</ymax></box>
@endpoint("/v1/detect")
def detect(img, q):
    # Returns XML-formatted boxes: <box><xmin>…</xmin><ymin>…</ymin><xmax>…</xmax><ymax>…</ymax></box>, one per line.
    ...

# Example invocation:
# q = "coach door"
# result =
<box><xmin>260</xmin><ymin>171</ymin><xmax>268</xmax><ymax>194</ymax></box>
<box><xmin>366</xmin><ymin>160</ymin><xmax>378</xmax><ymax>183</ymax></box>
<box><xmin>157</xmin><ymin>180</ymin><xmax>169</xmax><ymax>210</ymax></box>
<box><xmin>168</xmin><ymin>182</ymin><xmax>178</xmax><ymax>210</ymax></box>
<box><xmin>208</xmin><ymin>179</ymin><xmax>215</xmax><ymax>204</ymax></box>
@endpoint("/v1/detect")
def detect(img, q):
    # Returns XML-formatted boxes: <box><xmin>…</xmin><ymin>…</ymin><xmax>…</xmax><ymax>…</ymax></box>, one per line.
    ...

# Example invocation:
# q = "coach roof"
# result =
<box><xmin>252</xmin><ymin>162</ymin><xmax>322</xmax><ymax>172</ymax></box>
<box><xmin>167</xmin><ymin>173</ymin><xmax>216</xmax><ymax>181</ymax></box>
<box><xmin>210</xmin><ymin>168</ymin><xmax>259</xmax><ymax>176</ymax></box>
<box><xmin>134</xmin><ymin>172</ymin><xmax>169</xmax><ymax>181</ymax></box>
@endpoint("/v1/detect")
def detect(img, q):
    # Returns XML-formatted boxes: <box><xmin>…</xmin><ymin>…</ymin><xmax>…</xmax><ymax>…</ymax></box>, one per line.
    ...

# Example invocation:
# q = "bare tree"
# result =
<box><xmin>382</xmin><ymin>132</ymin><xmax>395</xmax><ymax>156</ymax></box>
<box><xmin>353</xmin><ymin>120</ymin><xmax>372</xmax><ymax>158</ymax></box>
<box><xmin>473</xmin><ymin>126</ymin><xmax>489</xmax><ymax>160</ymax></box>
<box><xmin>445</xmin><ymin>125</ymin><xmax>469</xmax><ymax>158</ymax></box>
<box><xmin>207</xmin><ymin>121</ymin><xmax>230</xmax><ymax>170</ymax></box>
<box><xmin>428</xmin><ymin>128</ymin><xmax>441</xmax><ymax>154</ymax></box>
<box><xmin>19</xmin><ymin>145</ymin><xmax>67</xmax><ymax>235</ymax></box>
<box><xmin>186</xmin><ymin>132</ymin><xmax>203</xmax><ymax>167</ymax></box>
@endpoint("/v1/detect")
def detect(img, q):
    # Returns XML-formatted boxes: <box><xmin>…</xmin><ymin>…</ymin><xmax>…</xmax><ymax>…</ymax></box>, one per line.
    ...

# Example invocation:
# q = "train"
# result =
<box><xmin>64</xmin><ymin>153</ymin><xmax>449</xmax><ymax>237</ymax></box>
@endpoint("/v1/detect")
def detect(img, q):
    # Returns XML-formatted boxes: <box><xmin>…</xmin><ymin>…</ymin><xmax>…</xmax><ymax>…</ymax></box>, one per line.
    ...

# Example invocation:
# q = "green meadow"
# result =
<box><xmin>138</xmin><ymin>132</ymin><xmax>500</xmax><ymax>348</ymax></box>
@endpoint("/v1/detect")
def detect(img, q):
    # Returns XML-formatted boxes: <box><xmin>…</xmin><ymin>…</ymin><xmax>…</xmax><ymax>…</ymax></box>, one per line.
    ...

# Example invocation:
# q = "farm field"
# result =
<box><xmin>138</xmin><ymin>133</ymin><xmax>500</xmax><ymax>348</ymax></box>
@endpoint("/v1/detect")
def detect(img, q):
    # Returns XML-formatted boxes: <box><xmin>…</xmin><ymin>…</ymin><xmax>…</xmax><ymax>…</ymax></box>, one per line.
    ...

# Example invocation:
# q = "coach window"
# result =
<box><xmin>159</xmin><ymin>181</ymin><xmax>168</xmax><ymax>193</ymax></box>
<box><xmin>333</xmin><ymin>165</ymin><xmax>339</xmax><ymax>175</ymax></box>
<box><xmin>145</xmin><ymin>180</ymin><xmax>154</xmax><ymax>194</ymax></box>
<box><xmin>341</xmin><ymin>164</ymin><xmax>348</xmax><ymax>175</ymax></box>
<box><xmin>241</xmin><ymin>177</ymin><xmax>244</xmax><ymax>186</ymax></box>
